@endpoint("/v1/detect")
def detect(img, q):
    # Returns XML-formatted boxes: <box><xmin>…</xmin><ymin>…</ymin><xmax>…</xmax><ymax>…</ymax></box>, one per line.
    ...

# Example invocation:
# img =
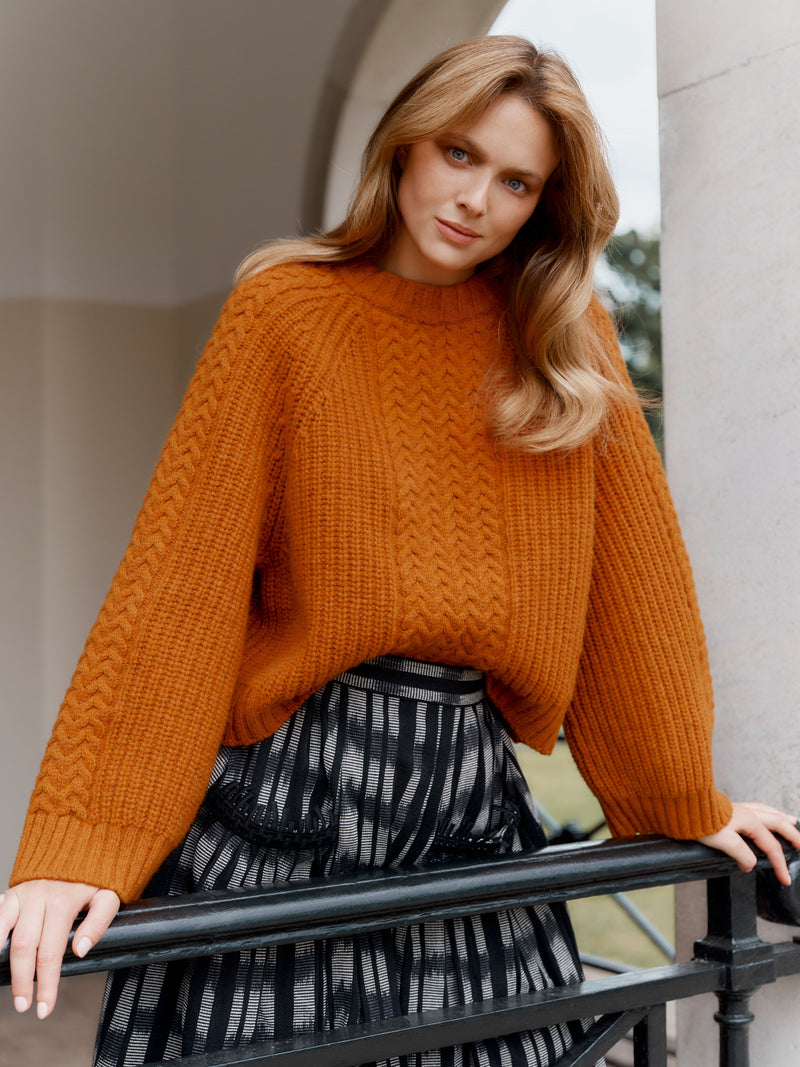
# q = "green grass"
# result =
<box><xmin>515</xmin><ymin>741</ymin><xmax>675</xmax><ymax>970</ymax></box>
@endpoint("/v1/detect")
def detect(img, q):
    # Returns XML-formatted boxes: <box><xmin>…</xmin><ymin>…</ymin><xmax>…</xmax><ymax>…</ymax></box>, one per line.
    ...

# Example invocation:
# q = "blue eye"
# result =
<box><xmin>506</xmin><ymin>178</ymin><xmax>526</xmax><ymax>193</ymax></box>
<box><xmin>448</xmin><ymin>147</ymin><xmax>468</xmax><ymax>163</ymax></box>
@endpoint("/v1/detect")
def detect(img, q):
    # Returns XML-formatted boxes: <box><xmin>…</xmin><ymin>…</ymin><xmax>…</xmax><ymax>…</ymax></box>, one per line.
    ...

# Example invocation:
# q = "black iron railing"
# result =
<box><xmin>3</xmin><ymin>835</ymin><xmax>800</xmax><ymax>1066</ymax></box>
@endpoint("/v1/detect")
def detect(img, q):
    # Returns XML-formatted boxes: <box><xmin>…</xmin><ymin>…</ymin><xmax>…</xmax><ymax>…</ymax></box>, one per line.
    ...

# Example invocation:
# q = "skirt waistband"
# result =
<box><xmin>334</xmin><ymin>654</ymin><xmax>486</xmax><ymax>706</ymax></box>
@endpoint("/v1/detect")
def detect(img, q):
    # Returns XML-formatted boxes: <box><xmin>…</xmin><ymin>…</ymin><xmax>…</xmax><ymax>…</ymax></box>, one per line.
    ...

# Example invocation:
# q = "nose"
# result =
<box><xmin>456</xmin><ymin>174</ymin><xmax>490</xmax><ymax>217</ymax></box>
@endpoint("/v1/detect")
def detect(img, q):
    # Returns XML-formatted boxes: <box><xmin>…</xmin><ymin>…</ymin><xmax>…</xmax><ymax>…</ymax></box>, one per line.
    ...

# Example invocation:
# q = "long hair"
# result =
<box><xmin>236</xmin><ymin>35</ymin><xmax>637</xmax><ymax>453</ymax></box>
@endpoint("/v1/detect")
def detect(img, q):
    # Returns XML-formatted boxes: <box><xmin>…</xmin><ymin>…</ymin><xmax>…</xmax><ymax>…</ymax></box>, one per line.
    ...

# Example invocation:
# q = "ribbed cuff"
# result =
<box><xmin>10</xmin><ymin>812</ymin><xmax>171</xmax><ymax>903</ymax></box>
<box><xmin>601</xmin><ymin>788</ymin><xmax>733</xmax><ymax>840</ymax></box>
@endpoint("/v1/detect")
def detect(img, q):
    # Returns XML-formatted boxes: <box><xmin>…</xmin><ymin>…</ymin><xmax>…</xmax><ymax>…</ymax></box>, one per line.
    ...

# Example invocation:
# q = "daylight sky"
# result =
<box><xmin>490</xmin><ymin>0</ymin><xmax>659</xmax><ymax>234</ymax></box>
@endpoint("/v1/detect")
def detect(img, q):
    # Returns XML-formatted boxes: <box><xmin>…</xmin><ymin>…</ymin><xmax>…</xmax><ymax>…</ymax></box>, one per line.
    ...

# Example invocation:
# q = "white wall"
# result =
<box><xmin>0</xmin><ymin>0</ymin><xmax>368</xmax><ymax>307</ymax></box>
<box><xmin>0</xmin><ymin>2</ymin><xmax>175</xmax><ymax>304</ymax></box>
<box><xmin>657</xmin><ymin>1</ymin><xmax>800</xmax><ymax>1061</ymax></box>
<box><xmin>0</xmin><ymin>305</ymin><xmax>45</xmax><ymax>881</ymax></box>
<box><xmin>171</xmin><ymin>0</ymin><xmax>362</xmax><ymax>301</ymax></box>
<box><xmin>0</xmin><ymin>0</ymin><xmax>368</xmax><ymax>880</ymax></box>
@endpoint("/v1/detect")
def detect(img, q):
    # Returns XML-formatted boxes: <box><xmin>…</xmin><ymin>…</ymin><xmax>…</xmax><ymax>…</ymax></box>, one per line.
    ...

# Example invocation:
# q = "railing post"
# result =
<box><xmin>693</xmin><ymin>873</ymin><xmax>776</xmax><ymax>1067</ymax></box>
<box><xmin>713</xmin><ymin>991</ymin><xmax>755</xmax><ymax>1067</ymax></box>
<box><xmin>633</xmin><ymin>1003</ymin><xmax>668</xmax><ymax>1066</ymax></box>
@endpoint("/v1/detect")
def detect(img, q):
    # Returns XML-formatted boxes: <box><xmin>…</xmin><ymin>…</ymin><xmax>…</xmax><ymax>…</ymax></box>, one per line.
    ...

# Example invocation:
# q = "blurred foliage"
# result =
<box><xmin>600</xmin><ymin>230</ymin><xmax>663</xmax><ymax>451</ymax></box>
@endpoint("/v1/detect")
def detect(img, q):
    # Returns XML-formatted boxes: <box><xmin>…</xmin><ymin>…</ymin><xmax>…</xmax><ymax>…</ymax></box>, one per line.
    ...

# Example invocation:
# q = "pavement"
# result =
<box><xmin>0</xmin><ymin>971</ymin><xmax>105</xmax><ymax>1066</ymax></box>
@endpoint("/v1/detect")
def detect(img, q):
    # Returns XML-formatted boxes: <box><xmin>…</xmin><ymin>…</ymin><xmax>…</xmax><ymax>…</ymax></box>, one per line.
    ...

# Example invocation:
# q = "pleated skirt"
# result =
<box><xmin>93</xmin><ymin>655</ymin><xmax>591</xmax><ymax>1067</ymax></box>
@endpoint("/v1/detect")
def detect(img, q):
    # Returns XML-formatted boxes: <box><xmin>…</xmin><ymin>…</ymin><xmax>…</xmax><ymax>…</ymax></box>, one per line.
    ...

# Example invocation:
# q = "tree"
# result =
<box><xmin>599</xmin><ymin>230</ymin><xmax>663</xmax><ymax>449</ymax></box>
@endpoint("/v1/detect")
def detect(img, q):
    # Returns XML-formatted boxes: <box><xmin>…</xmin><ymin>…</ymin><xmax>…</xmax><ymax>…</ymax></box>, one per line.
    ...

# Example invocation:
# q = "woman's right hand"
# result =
<box><xmin>0</xmin><ymin>879</ymin><xmax>120</xmax><ymax>1019</ymax></box>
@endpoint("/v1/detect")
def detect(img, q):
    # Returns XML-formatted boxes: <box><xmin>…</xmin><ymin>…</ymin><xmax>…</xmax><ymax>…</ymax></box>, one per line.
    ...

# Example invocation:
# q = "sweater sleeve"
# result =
<box><xmin>563</xmin><ymin>301</ymin><xmax>733</xmax><ymax>840</ymax></box>
<box><xmin>11</xmin><ymin>277</ymin><xmax>290</xmax><ymax>901</ymax></box>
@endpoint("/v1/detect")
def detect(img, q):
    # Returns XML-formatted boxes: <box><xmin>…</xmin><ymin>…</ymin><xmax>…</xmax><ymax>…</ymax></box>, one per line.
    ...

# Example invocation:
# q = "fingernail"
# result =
<box><xmin>14</xmin><ymin>996</ymin><xmax>28</xmax><ymax>1013</ymax></box>
<box><xmin>75</xmin><ymin>937</ymin><xmax>92</xmax><ymax>958</ymax></box>
<box><xmin>36</xmin><ymin>1001</ymin><xmax>48</xmax><ymax>1020</ymax></box>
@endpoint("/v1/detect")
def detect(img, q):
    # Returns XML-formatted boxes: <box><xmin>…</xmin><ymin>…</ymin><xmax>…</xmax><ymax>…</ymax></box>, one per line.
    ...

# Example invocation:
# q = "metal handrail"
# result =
<box><xmin>2</xmin><ymin>835</ymin><xmax>799</xmax><ymax>1066</ymax></box>
<box><xmin>0</xmin><ymin>836</ymin><xmax>761</xmax><ymax>977</ymax></box>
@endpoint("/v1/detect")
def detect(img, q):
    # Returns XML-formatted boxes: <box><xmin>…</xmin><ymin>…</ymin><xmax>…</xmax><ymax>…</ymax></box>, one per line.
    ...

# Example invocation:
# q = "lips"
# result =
<box><xmin>435</xmin><ymin>218</ymin><xmax>481</xmax><ymax>245</ymax></box>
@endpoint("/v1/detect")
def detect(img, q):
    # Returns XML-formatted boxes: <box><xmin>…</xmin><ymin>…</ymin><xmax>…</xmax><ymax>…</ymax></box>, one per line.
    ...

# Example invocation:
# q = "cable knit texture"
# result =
<box><xmin>12</xmin><ymin>260</ymin><xmax>731</xmax><ymax>901</ymax></box>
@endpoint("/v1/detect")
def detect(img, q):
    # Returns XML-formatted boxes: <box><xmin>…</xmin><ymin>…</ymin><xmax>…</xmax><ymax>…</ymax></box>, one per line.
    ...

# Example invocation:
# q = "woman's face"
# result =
<box><xmin>382</xmin><ymin>93</ymin><xmax>560</xmax><ymax>286</ymax></box>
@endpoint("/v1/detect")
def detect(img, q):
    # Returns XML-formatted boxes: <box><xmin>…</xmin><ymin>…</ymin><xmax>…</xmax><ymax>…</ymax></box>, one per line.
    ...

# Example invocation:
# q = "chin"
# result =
<box><xmin>422</xmin><ymin>254</ymin><xmax>477</xmax><ymax>284</ymax></box>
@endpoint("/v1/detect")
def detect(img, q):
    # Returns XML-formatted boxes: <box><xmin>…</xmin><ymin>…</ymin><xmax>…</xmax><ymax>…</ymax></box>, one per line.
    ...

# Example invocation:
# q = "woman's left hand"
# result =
<box><xmin>698</xmin><ymin>801</ymin><xmax>800</xmax><ymax>886</ymax></box>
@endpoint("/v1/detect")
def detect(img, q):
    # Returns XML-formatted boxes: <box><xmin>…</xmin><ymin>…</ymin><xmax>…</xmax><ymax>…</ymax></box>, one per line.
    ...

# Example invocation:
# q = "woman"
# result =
<box><xmin>2</xmin><ymin>34</ymin><xmax>798</xmax><ymax>1067</ymax></box>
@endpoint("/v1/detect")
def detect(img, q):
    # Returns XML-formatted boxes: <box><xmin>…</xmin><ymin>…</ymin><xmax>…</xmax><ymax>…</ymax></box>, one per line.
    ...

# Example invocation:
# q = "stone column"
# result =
<box><xmin>656</xmin><ymin>1</ymin><xmax>800</xmax><ymax>1062</ymax></box>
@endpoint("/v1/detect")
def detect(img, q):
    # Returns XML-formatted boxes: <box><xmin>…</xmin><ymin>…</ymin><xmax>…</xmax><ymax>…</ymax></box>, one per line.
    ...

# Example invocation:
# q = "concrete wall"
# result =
<box><xmin>0</xmin><ymin>0</ymin><xmax>365</xmax><ymax>880</ymax></box>
<box><xmin>657</xmin><ymin>1</ymin><xmax>800</xmax><ymax>1061</ymax></box>
<box><xmin>0</xmin><ymin>303</ymin><xmax>45</xmax><ymax>881</ymax></box>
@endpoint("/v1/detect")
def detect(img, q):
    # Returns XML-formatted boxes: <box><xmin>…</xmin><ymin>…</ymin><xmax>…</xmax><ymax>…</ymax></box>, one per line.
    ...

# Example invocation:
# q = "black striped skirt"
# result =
<box><xmin>93</xmin><ymin>656</ymin><xmax>591</xmax><ymax>1067</ymax></box>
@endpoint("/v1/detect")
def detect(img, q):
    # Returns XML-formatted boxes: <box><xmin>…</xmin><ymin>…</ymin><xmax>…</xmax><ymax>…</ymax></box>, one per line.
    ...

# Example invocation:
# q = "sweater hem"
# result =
<box><xmin>10</xmin><ymin>812</ymin><xmax>173</xmax><ymax>903</ymax></box>
<box><xmin>600</xmin><ymin>788</ymin><xmax>733</xmax><ymax>840</ymax></box>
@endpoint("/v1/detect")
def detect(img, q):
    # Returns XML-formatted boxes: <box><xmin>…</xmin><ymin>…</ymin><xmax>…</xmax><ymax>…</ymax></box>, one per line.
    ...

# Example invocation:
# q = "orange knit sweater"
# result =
<box><xmin>12</xmin><ymin>260</ymin><xmax>732</xmax><ymax>902</ymax></box>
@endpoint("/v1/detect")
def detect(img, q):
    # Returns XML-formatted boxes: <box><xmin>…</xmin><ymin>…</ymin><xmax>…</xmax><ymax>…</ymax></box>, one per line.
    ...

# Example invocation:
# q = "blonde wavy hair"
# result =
<box><xmin>237</xmin><ymin>35</ymin><xmax>638</xmax><ymax>453</ymax></box>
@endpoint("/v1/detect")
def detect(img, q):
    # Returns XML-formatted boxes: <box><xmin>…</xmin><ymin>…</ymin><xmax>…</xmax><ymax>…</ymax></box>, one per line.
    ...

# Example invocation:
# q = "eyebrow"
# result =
<box><xmin>448</xmin><ymin>132</ymin><xmax>545</xmax><ymax>184</ymax></box>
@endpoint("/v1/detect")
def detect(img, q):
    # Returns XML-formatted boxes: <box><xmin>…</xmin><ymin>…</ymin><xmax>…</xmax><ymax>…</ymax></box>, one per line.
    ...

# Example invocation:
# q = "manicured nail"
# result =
<box><xmin>14</xmin><ymin>996</ymin><xmax>28</xmax><ymax>1013</ymax></box>
<box><xmin>75</xmin><ymin>937</ymin><xmax>92</xmax><ymax>957</ymax></box>
<box><xmin>36</xmin><ymin>1001</ymin><xmax>48</xmax><ymax>1020</ymax></box>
